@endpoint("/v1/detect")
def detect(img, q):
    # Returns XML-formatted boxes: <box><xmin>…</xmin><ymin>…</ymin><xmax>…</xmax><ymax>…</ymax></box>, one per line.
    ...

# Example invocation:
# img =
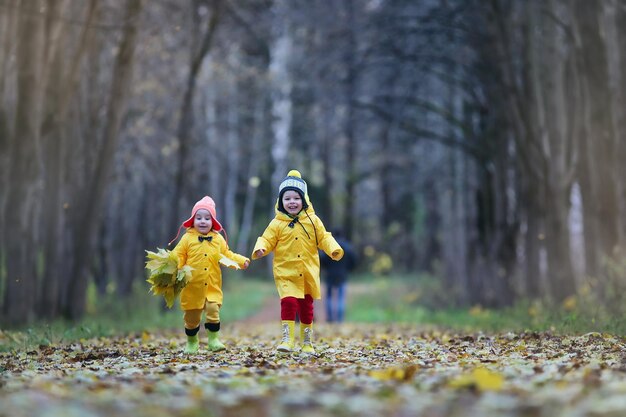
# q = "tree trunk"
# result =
<box><xmin>0</xmin><ymin>0</ymin><xmax>19</xmax><ymax>287</ymax></box>
<box><xmin>2</xmin><ymin>0</ymin><xmax>45</xmax><ymax>325</ymax></box>
<box><xmin>574</xmin><ymin>0</ymin><xmax>620</xmax><ymax>260</ymax></box>
<box><xmin>224</xmin><ymin>75</ymin><xmax>240</xmax><ymax>241</ymax></box>
<box><xmin>269</xmin><ymin>12</ymin><xmax>293</xmax><ymax>200</ymax></box>
<box><xmin>544</xmin><ymin>180</ymin><xmax>575</xmax><ymax>301</ymax></box>
<box><xmin>64</xmin><ymin>0</ymin><xmax>143</xmax><ymax>320</ymax></box>
<box><xmin>169</xmin><ymin>0</ymin><xmax>223</xmax><ymax>241</ymax></box>
<box><xmin>0</xmin><ymin>0</ymin><xmax>18</xmax><ymax>99</ymax></box>
<box><xmin>40</xmin><ymin>0</ymin><xmax>99</xmax><ymax>318</ymax></box>
<box><xmin>343</xmin><ymin>0</ymin><xmax>357</xmax><ymax>241</ymax></box>
<box><xmin>237</xmin><ymin>93</ymin><xmax>265</xmax><ymax>254</ymax></box>
<box><xmin>613</xmin><ymin>2</ymin><xmax>626</xmax><ymax>246</ymax></box>
<box><xmin>318</xmin><ymin>106</ymin><xmax>333</xmax><ymax>225</ymax></box>
<box><xmin>523</xmin><ymin>183</ymin><xmax>542</xmax><ymax>298</ymax></box>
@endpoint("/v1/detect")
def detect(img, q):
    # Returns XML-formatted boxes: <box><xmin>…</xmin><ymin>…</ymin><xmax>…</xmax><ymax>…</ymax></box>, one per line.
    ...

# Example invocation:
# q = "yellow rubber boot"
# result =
<box><xmin>300</xmin><ymin>323</ymin><xmax>315</xmax><ymax>354</ymax></box>
<box><xmin>276</xmin><ymin>320</ymin><xmax>295</xmax><ymax>352</ymax></box>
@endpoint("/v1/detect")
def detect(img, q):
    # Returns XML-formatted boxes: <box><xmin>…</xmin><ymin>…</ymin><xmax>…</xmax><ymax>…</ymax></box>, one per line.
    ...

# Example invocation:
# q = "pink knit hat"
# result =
<box><xmin>168</xmin><ymin>196</ymin><xmax>224</xmax><ymax>246</ymax></box>
<box><xmin>182</xmin><ymin>196</ymin><xmax>223</xmax><ymax>231</ymax></box>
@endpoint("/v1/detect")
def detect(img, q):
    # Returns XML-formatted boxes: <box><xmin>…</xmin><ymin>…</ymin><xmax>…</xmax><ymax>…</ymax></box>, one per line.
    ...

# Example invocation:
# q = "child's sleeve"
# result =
<box><xmin>252</xmin><ymin>220</ymin><xmax>279</xmax><ymax>259</ymax></box>
<box><xmin>315</xmin><ymin>217</ymin><xmax>344</xmax><ymax>261</ymax></box>
<box><xmin>171</xmin><ymin>235</ymin><xmax>188</xmax><ymax>269</ymax></box>
<box><xmin>218</xmin><ymin>236</ymin><xmax>250</xmax><ymax>268</ymax></box>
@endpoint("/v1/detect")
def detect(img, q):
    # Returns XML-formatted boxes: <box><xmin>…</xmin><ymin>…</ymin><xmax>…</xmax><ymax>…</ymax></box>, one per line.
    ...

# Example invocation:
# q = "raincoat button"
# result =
<box><xmin>204</xmin><ymin>268</ymin><xmax>207</xmax><ymax>270</ymax></box>
<box><xmin>298</xmin><ymin>255</ymin><xmax>300</xmax><ymax>257</ymax></box>
<box><xmin>205</xmin><ymin>283</ymin><xmax>207</xmax><ymax>286</ymax></box>
<box><xmin>204</xmin><ymin>254</ymin><xmax>207</xmax><ymax>256</ymax></box>
<box><xmin>295</xmin><ymin>237</ymin><xmax>298</xmax><ymax>240</ymax></box>
<box><xmin>299</xmin><ymin>274</ymin><xmax>302</xmax><ymax>276</ymax></box>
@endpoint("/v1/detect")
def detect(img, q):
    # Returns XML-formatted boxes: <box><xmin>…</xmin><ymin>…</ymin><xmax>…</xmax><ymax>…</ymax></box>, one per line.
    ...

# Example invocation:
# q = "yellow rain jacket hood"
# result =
<box><xmin>172</xmin><ymin>228</ymin><xmax>249</xmax><ymax>309</ymax></box>
<box><xmin>253</xmin><ymin>170</ymin><xmax>343</xmax><ymax>299</ymax></box>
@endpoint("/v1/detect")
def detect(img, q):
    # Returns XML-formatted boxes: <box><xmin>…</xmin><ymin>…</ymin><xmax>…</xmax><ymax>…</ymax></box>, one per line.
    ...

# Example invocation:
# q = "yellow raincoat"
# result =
<box><xmin>172</xmin><ymin>228</ymin><xmax>249</xmax><ymax>310</ymax></box>
<box><xmin>252</xmin><ymin>206</ymin><xmax>343</xmax><ymax>299</ymax></box>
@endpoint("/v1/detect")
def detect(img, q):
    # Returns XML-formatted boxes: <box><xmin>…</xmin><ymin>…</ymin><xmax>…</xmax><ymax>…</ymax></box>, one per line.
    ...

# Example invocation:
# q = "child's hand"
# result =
<box><xmin>331</xmin><ymin>249</ymin><xmax>343</xmax><ymax>260</ymax></box>
<box><xmin>254</xmin><ymin>249</ymin><xmax>266</xmax><ymax>258</ymax></box>
<box><xmin>243</xmin><ymin>260</ymin><xmax>250</xmax><ymax>269</ymax></box>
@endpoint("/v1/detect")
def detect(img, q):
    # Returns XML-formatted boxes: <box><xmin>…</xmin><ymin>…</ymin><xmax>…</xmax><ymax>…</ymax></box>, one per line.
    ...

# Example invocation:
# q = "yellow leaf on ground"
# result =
<box><xmin>369</xmin><ymin>365</ymin><xmax>418</xmax><ymax>382</ymax></box>
<box><xmin>448</xmin><ymin>367</ymin><xmax>504</xmax><ymax>391</ymax></box>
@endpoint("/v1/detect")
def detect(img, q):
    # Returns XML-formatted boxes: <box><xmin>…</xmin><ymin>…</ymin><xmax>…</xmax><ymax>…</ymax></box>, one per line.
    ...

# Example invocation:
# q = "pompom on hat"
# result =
<box><xmin>277</xmin><ymin>169</ymin><xmax>309</xmax><ymax>213</ymax></box>
<box><xmin>168</xmin><ymin>196</ymin><xmax>224</xmax><ymax>246</ymax></box>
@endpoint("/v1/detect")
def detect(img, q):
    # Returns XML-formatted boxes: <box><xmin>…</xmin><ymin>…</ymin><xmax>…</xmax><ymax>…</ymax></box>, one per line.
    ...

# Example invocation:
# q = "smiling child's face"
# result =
<box><xmin>282</xmin><ymin>190</ymin><xmax>303</xmax><ymax>215</ymax></box>
<box><xmin>193</xmin><ymin>209</ymin><xmax>213</xmax><ymax>234</ymax></box>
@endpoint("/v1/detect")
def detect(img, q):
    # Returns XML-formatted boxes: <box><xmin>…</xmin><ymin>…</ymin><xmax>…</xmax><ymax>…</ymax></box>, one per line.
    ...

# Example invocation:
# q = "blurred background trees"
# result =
<box><xmin>1</xmin><ymin>0</ymin><xmax>626</xmax><ymax>325</ymax></box>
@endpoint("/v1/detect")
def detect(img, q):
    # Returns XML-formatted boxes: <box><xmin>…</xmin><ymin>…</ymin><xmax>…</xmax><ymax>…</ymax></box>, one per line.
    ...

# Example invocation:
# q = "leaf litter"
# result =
<box><xmin>2</xmin><ymin>323</ymin><xmax>626</xmax><ymax>417</ymax></box>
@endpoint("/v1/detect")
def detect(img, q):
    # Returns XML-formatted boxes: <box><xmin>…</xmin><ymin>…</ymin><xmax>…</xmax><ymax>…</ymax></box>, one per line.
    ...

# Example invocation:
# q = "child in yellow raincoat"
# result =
<box><xmin>253</xmin><ymin>170</ymin><xmax>343</xmax><ymax>354</ymax></box>
<box><xmin>169</xmin><ymin>196</ymin><xmax>250</xmax><ymax>354</ymax></box>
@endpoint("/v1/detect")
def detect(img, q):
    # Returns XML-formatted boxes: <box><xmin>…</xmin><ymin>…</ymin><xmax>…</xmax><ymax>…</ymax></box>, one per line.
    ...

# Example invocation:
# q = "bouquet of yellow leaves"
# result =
<box><xmin>145</xmin><ymin>248</ymin><xmax>193</xmax><ymax>308</ymax></box>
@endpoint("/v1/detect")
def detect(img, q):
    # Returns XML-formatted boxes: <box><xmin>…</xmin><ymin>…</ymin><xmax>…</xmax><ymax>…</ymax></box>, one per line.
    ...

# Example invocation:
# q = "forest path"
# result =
<box><xmin>239</xmin><ymin>281</ymin><xmax>371</xmax><ymax>325</ymax></box>
<box><xmin>2</xmin><ymin>322</ymin><xmax>626</xmax><ymax>417</ymax></box>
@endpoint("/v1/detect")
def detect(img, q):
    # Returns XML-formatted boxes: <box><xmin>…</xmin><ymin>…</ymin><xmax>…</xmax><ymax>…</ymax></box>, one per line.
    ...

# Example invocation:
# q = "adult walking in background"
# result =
<box><xmin>321</xmin><ymin>229</ymin><xmax>356</xmax><ymax>323</ymax></box>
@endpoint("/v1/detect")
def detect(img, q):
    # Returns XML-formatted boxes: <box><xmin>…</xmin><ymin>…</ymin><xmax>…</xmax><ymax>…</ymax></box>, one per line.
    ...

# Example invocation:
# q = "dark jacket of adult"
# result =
<box><xmin>320</xmin><ymin>237</ymin><xmax>356</xmax><ymax>286</ymax></box>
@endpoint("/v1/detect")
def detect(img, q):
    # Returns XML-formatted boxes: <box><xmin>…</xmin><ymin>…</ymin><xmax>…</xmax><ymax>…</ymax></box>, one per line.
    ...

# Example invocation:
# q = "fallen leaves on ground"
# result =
<box><xmin>2</xmin><ymin>324</ymin><xmax>626</xmax><ymax>417</ymax></box>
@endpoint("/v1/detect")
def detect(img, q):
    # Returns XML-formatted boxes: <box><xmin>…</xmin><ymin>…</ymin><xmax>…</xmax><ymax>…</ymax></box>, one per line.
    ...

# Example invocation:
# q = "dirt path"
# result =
<box><xmin>238</xmin><ymin>282</ymin><xmax>371</xmax><ymax>324</ymax></box>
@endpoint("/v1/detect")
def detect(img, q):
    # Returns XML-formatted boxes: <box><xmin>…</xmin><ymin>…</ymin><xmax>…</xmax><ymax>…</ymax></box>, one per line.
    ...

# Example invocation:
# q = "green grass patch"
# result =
<box><xmin>0</xmin><ymin>275</ymin><xmax>274</xmax><ymax>352</ymax></box>
<box><xmin>346</xmin><ymin>275</ymin><xmax>626</xmax><ymax>335</ymax></box>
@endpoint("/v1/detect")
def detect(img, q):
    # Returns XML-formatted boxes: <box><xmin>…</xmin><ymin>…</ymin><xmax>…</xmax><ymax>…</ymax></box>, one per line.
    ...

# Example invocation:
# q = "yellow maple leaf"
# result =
<box><xmin>449</xmin><ymin>367</ymin><xmax>504</xmax><ymax>391</ymax></box>
<box><xmin>219</xmin><ymin>255</ymin><xmax>240</xmax><ymax>269</ymax></box>
<box><xmin>369</xmin><ymin>365</ymin><xmax>418</xmax><ymax>382</ymax></box>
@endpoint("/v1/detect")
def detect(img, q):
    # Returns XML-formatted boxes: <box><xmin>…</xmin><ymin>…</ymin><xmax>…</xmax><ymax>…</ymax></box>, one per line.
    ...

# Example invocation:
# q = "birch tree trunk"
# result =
<box><xmin>532</xmin><ymin>0</ymin><xmax>577</xmax><ymax>301</ymax></box>
<box><xmin>488</xmin><ymin>0</ymin><xmax>578</xmax><ymax>301</ymax></box>
<box><xmin>269</xmin><ymin>8</ymin><xmax>293</xmax><ymax>199</ymax></box>
<box><xmin>574</xmin><ymin>0</ymin><xmax>620</xmax><ymax>264</ymax></box>
<box><xmin>204</xmin><ymin>62</ymin><xmax>221</xmax><ymax>203</ymax></box>
<box><xmin>224</xmin><ymin>74</ymin><xmax>240</xmax><ymax>241</ymax></box>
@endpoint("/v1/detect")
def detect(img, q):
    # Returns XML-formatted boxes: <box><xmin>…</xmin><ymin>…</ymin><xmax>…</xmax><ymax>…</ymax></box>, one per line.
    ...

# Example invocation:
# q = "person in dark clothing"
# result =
<box><xmin>320</xmin><ymin>229</ymin><xmax>356</xmax><ymax>323</ymax></box>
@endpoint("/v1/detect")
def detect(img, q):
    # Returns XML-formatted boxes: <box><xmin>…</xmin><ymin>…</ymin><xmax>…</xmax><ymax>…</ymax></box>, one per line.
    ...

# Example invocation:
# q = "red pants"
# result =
<box><xmin>280</xmin><ymin>295</ymin><xmax>314</xmax><ymax>324</ymax></box>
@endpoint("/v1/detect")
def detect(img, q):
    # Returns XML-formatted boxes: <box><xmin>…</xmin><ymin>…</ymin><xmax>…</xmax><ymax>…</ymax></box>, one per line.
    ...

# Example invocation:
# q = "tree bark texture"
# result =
<box><xmin>65</xmin><ymin>0</ymin><xmax>143</xmax><ymax>320</ymax></box>
<box><xmin>2</xmin><ymin>0</ymin><xmax>45</xmax><ymax>325</ymax></box>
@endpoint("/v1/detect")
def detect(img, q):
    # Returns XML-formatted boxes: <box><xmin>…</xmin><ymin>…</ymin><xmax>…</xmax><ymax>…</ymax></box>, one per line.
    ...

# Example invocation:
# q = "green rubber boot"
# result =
<box><xmin>207</xmin><ymin>331</ymin><xmax>226</xmax><ymax>352</ymax></box>
<box><xmin>184</xmin><ymin>334</ymin><xmax>199</xmax><ymax>354</ymax></box>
